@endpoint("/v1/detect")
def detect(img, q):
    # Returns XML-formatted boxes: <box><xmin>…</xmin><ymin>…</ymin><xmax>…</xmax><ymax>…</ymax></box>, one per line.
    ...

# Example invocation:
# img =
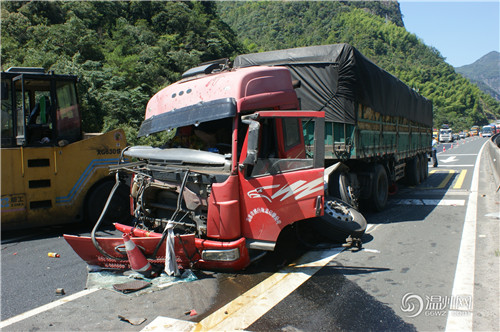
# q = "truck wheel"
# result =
<box><xmin>329</xmin><ymin>171</ymin><xmax>359</xmax><ymax>209</ymax></box>
<box><xmin>370</xmin><ymin>164</ymin><xmax>388</xmax><ymax>211</ymax></box>
<box><xmin>420</xmin><ymin>154</ymin><xmax>428</xmax><ymax>181</ymax></box>
<box><xmin>405</xmin><ymin>156</ymin><xmax>420</xmax><ymax>186</ymax></box>
<box><xmin>309</xmin><ymin>197</ymin><xmax>367</xmax><ymax>243</ymax></box>
<box><xmin>85</xmin><ymin>180</ymin><xmax>130</xmax><ymax>227</ymax></box>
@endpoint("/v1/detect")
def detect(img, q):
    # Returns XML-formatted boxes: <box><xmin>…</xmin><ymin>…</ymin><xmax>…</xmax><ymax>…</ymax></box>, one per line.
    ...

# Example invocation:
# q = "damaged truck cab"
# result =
<box><xmin>66</xmin><ymin>44</ymin><xmax>431</xmax><ymax>272</ymax></box>
<box><xmin>119</xmin><ymin>64</ymin><xmax>335</xmax><ymax>270</ymax></box>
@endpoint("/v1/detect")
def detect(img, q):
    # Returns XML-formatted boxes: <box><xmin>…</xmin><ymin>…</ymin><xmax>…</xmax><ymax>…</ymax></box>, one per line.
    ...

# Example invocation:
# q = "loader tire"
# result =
<box><xmin>85</xmin><ymin>180</ymin><xmax>130</xmax><ymax>227</ymax></box>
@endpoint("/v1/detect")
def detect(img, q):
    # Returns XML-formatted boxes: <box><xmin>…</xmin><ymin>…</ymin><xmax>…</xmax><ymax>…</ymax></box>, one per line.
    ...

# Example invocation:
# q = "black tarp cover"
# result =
<box><xmin>233</xmin><ymin>44</ymin><xmax>432</xmax><ymax>127</ymax></box>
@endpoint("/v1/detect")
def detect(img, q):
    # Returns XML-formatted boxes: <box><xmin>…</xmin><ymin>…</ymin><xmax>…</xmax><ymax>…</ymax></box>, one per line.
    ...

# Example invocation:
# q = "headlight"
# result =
<box><xmin>202</xmin><ymin>248</ymin><xmax>240</xmax><ymax>261</ymax></box>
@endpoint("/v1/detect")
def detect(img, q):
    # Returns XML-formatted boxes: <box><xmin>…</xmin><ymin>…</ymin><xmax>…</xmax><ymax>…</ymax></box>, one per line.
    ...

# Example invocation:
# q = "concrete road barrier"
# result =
<box><xmin>485</xmin><ymin>133</ymin><xmax>500</xmax><ymax>190</ymax></box>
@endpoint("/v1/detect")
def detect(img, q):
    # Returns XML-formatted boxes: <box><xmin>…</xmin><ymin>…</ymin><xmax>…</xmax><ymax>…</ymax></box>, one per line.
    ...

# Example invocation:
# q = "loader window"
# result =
<box><xmin>1</xmin><ymin>79</ymin><xmax>14</xmax><ymax>146</ymax></box>
<box><xmin>15</xmin><ymin>85</ymin><xmax>27</xmax><ymax>144</ymax></box>
<box><xmin>248</xmin><ymin>117</ymin><xmax>313</xmax><ymax>177</ymax></box>
<box><xmin>55</xmin><ymin>81</ymin><xmax>81</xmax><ymax>143</ymax></box>
<box><xmin>13</xmin><ymin>78</ymin><xmax>56</xmax><ymax>145</ymax></box>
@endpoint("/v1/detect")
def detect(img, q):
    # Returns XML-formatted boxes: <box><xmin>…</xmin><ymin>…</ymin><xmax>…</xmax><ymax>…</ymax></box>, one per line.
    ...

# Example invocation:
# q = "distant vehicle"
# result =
<box><xmin>489</xmin><ymin>124</ymin><xmax>499</xmax><ymax>135</ymax></box>
<box><xmin>453</xmin><ymin>133</ymin><xmax>459</xmax><ymax>141</ymax></box>
<box><xmin>470</xmin><ymin>125</ymin><xmax>479</xmax><ymax>136</ymax></box>
<box><xmin>459</xmin><ymin>131</ymin><xmax>466</xmax><ymax>139</ymax></box>
<box><xmin>1</xmin><ymin>67</ymin><xmax>129</xmax><ymax>230</ymax></box>
<box><xmin>439</xmin><ymin>128</ymin><xmax>453</xmax><ymax>143</ymax></box>
<box><xmin>482</xmin><ymin>125</ymin><xmax>494</xmax><ymax>137</ymax></box>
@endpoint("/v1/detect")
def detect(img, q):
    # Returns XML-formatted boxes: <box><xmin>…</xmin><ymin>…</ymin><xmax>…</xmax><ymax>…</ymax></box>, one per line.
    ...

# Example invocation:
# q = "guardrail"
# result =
<box><xmin>486</xmin><ymin>133</ymin><xmax>500</xmax><ymax>191</ymax></box>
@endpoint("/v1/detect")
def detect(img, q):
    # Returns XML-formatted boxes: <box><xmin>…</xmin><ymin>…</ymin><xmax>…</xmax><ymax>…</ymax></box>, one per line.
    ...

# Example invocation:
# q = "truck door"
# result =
<box><xmin>238</xmin><ymin>111</ymin><xmax>325</xmax><ymax>244</ymax></box>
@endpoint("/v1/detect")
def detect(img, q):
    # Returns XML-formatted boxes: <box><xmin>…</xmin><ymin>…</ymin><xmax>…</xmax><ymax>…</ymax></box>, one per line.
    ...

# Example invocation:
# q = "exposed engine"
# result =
<box><xmin>131</xmin><ymin>169</ymin><xmax>210</xmax><ymax>235</ymax></box>
<box><xmin>121</xmin><ymin>146</ymin><xmax>232</xmax><ymax>237</ymax></box>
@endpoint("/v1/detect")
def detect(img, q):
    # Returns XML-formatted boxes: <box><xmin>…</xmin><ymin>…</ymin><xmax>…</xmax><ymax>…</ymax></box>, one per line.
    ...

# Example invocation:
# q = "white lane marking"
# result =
<box><xmin>485</xmin><ymin>212</ymin><xmax>500</xmax><ymax>219</ymax></box>
<box><xmin>392</xmin><ymin>199</ymin><xmax>465</xmax><ymax>206</ymax></box>
<box><xmin>445</xmin><ymin>140</ymin><xmax>487</xmax><ymax>331</ymax></box>
<box><xmin>0</xmin><ymin>288</ymin><xmax>99</xmax><ymax>328</ymax></box>
<box><xmin>366</xmin><ymin>223</ymin><xmax>383</xmax><ymax>233</ymax></box>
<box><xmin>434</xmin><ymin>164</ymin><xmax>475</xmax><ymax>168</ymax></box>
<box><xmin>142</xmin><ymin>316</ymin><xmax>196</xmax><ymax>331</ymax></box>
<box><xmin>441</xmin><ymin>156</ymin><xmax>458</xmax><ymax>163</ymax></box>
<box><xmin>361</xmin><ymin>248</ymin><xmax>380</xmax><ymax>253</ymax></box>
<box><xmin>192</xmin><ymin>247</ymin><xmax>343</xmax><ymax>331</ymax></box>
<box><xmin>142</xmin><ymin>249</ymin><xmax>344</xmax><ymax>332</ymax></box>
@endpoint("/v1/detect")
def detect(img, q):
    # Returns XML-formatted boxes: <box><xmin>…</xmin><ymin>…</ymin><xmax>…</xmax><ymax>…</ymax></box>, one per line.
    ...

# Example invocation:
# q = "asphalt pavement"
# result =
<box><xmin>1</xmin><ymin>136</ymin><xmax>498</xmax><ymax>331</ymax></box>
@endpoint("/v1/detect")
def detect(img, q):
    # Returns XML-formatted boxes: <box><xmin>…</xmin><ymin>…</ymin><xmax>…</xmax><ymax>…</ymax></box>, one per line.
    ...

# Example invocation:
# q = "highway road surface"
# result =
<box><xmin>1</xmin><ymin>136</ymin><xmax>498</xmax><ymax>331</ymax></box>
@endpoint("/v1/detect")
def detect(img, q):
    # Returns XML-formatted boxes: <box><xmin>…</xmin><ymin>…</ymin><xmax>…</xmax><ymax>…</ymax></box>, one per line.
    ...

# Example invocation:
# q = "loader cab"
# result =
<box><xmin>1</xmin><ymin>67</ymin><xmax>81</xmax><ymax>148</ymax></box>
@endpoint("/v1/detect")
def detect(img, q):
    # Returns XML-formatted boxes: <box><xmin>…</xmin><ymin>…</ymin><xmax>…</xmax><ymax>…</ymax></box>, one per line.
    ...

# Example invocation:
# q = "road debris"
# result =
<box><xmin>185</xmin><ymin>309</ymin><xmax>197</xmax><ymax>316</ymax></box>
<box><xmin>113</xmin><ymin>280</ymin><xmax>151</xmax><ymax>294</ymax></box>
<box><xmin>118</xmin><ymin>315</ymin><xmax>147</xmax><ymax>326</ymax></box>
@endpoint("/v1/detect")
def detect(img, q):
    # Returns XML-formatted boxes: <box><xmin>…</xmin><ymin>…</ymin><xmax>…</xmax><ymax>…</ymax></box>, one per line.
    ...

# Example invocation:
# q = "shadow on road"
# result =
<box><xmin>248</xmin><ymin>262</ymin><xmax>416</xmax><ymax>331</ymax></box>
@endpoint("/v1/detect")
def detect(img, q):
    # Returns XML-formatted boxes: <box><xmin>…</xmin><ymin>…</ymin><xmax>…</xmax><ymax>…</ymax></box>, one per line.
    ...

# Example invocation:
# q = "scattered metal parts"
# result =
<box><xmin>342</xmin><ymin>235</ymin><xmax>362</xmax><ymax>251</ymax></box>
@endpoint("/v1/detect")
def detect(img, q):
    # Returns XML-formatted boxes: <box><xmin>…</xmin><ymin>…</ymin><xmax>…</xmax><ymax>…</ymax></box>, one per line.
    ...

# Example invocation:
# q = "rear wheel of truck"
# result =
<box><xmin>309</xmin><ymin>197</ymin><xmax>367</xmax><ymax>243</ymax></box>
<box><xmin>370</xmin><ymin>164</ymin><xmax>388</xmax><ymax>211</ymax></box>
<box><xmin>420</xmin><ymin>154</ymin><xmax>428</xmax><ymax>181</ymax></box>
<box><xmin>405</xmin><ymin>156</ymin><xmax>421</xmax><ymax>186</ymax></box>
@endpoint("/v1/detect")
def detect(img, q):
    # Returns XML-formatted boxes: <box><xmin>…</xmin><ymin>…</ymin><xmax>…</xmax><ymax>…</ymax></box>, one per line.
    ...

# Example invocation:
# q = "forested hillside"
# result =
<box><xmin>2</xmin><ymin>1</ymin><xmax>499</xmax><ymax>144</ymax></box>
<box><xmin>218</xmin><ymin>1</ymin><xmax>500</xmax><ymax>130</ymax></box>
<box><xmin>1</xmin><ymin>1</ymin><xmax>243</xmax><ymax>144</ymax></box>
<box><xmin>456</xmin><ymin>51</ymin><xmax>500</xmax><ymax>102</ymax></box>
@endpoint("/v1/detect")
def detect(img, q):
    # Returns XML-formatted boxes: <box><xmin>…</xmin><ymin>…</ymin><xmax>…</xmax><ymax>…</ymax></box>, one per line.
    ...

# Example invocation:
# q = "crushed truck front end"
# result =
<box><xmin>66</xmin><ymin>65</ymin><xmax>338</xmax><ymax>271</ymax></box>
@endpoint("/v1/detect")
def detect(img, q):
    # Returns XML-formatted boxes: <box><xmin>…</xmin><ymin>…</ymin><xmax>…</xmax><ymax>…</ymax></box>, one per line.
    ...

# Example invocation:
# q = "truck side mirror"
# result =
<box><xmin>242</xmin><ymin>116</ymin><xmax>260</xmax><ymax>166</ymax></box>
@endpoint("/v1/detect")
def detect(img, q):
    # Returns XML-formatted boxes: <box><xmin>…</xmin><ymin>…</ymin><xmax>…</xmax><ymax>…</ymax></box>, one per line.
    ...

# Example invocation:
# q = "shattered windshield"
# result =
<box><xmin>164</xmin><ymin>117</ymin><xmax>233</xmax><ymax>155</ymax></box>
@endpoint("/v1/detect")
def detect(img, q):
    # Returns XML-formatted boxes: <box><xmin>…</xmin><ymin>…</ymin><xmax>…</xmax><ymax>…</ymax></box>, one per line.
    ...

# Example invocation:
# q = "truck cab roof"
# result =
<box><xmin>139</xmin><ymin>66</ymin><xmax>298</xmax><ymax>137</ymax></box>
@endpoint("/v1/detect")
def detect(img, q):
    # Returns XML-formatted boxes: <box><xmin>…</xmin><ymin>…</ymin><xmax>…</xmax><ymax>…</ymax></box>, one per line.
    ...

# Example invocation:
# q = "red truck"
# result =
<box><xmin>65</xmin><ymin>55</ymin><xmax>366</xmax><ymax>272</ymax></box>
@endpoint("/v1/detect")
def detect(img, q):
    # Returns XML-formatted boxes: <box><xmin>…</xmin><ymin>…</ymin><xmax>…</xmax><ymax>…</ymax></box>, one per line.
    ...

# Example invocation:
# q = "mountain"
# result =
<box><xmin>217</xmin><ymin>1</ymin><xmax>403</xmax><ymax>53</ymax></box>
<box><xmin>1</xmin><ymin>1</ymin><xmax>499</xmax><ymax>141</ymax></box>
<box><xmin>455</xmin><ymin>51</ymin><xmax>500</xmax><ymax>102</ymax></box>
<box><xmin>216</xmin><ymin>1</ymin><xmax>500</xmax><ymax>129</ymax></box>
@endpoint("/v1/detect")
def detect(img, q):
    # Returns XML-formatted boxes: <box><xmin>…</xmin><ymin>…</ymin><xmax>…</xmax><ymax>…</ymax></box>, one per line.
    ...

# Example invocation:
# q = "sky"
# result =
<box><xmin>399</xmin><ymin>1</ymin><xmax>500</xmax><ymax>68</ymax></box>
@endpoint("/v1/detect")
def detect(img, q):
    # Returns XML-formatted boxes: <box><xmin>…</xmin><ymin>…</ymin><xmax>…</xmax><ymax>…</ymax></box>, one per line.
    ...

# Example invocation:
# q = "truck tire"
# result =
<box><xmin>370</xmin><ymin>164</ymin><xmax>388</xmax><ymax>211</ymax></box>
<box><xmin>309</xmin><ymin>197</ymin><xmax>367</xmax><ymax>243</ymax></box>
<box><xmin>329</xmin><ymin>171</ymin><xmax>359</xmax><ymax>209</ymax></box>
<box><xmin>405</xmin><ymin>156</ymin><xmax>420</xmax><ymax>186</ymax></box>
<box><xmin>85</xmin><ymin>180</ymin><xmax>130</xmax><ymax>227</ymax></box>
<box><xmin>419</xmin><ymin>154</ymin><xmax>428</xmax><ymax>181</ymax></box>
